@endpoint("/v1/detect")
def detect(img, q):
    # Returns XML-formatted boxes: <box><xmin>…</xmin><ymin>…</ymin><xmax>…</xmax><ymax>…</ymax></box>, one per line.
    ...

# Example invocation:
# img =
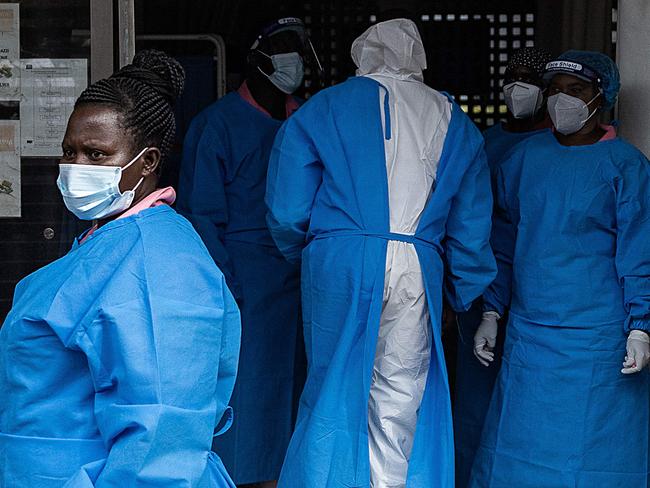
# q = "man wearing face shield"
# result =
<box><xmin>266</xmin><ymin>18</ymin><xmax>496</xmax><ymax>488</ymax></box>
<box><xmin>453</xmin><ymin>47</ymin><xmax>551</xmax><ymax>488</ymax></box>
<box><xmin>470</xmin><ymin>51</ymin><xmax>650</xmax><ymax>487</ymax></box>
<box><xmin>177</xmin><ymin>17</ymin><xmax>318</xmax><ymax>487</ymax></box>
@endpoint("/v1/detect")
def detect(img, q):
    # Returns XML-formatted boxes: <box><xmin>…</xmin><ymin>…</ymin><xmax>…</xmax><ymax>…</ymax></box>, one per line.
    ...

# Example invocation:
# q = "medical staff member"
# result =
<box><xmin>483</xmin><ymin>47</ymin><xmax>553</xmax><ymax>167</ymax></box>
<box><xmin>0</xmin><ymin>50</ymin><xmax>241</xmax><ymax>487</ymax></box>
<box><xmin>471</xmin><ymin>51</ymin><xmax>650</xmax><ymax>487</ymax></box>
<box><xmin>453</xmin><ymin>47</ymin><xmax>552</xmax><ymax>488</ymax></box>
<box><xmin>266</xmin><ymin>19</ymin><xmax>496</xmax><ymax>488</ymax></box>
<box><xmin>177</xmin><ymin>17</ymin><xmax>317</xmax><ymax>487</ymax></box>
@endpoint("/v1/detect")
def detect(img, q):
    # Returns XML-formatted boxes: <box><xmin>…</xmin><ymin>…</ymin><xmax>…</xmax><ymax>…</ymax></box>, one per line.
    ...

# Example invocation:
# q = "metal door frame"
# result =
<box><xmin>135</xmin><ymin>34</ymin><xmax>227</xmax><ymax>99</ymax></box>
<box><xmin>90</xmin><ymin>0</ymin><xmax>135</xmax><ymax>82</ymax></box>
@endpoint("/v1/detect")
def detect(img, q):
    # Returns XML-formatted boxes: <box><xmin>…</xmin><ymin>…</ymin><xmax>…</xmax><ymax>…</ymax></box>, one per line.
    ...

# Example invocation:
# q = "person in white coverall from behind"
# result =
<box><xmin>266</xmin><ymin>18</ymin><xmax>495</xmax><ymax>488</ymax></box>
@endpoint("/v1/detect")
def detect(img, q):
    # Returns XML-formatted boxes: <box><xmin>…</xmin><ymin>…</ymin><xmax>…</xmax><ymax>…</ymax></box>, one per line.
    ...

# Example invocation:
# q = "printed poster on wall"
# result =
<box><xmin>0</xmin><ymin>119</ymin><xmax>20</xmax><ymax>217</ymax></box>
<box><xmin>0</xmin><ymin>4</ymin><xmax>20</xmax><ymax>101</ymax></box>
<box><xmin>20</xmin><ymin>58</ymin><xmax>87</xmax><ymax>157</ymax></box>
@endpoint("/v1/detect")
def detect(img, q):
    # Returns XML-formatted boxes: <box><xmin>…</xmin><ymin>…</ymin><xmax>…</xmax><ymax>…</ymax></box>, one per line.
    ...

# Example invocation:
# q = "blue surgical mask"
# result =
<box><xmin>57</xmin><ymin>147</ymin><xmax>149</xmax><ymax>220</ymax></box>
<box><xmin>257</xmin><ymin>51</ymin><xmax>304</xmax><ymax>94</ymax></box>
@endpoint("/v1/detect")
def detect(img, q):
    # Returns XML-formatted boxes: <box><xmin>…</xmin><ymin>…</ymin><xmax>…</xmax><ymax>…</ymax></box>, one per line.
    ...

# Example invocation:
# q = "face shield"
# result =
<box><xmin>251</xmin><ymin>18</ymin><xmax>323</xmax><ymax>77</ymax></box>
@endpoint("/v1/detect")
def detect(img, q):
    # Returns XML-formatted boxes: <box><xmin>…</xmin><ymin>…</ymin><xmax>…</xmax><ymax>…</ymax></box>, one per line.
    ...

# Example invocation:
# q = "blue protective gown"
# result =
<box><xmin>454</xmin><ymin>122</ymin><xmax>548</xmax><ymax>488</ymax></box>
<box><xmin>0</xmin><ymin>205</ymin><xmax>240</xmax><ymax>487</ymax></box>
<box><xmin>177</xmin><ymin>91</ymin><xmax>304</xmax><ymax>484</ymax></box>
<box><xmin>266</xmin><ymin>76</ymin><xmax>496</xmax><ymax>488</ymax></box>
<box><xmin>469</xmin><ymin>131</ymin><xmax>650</xmax><ymax>487</ymax></box>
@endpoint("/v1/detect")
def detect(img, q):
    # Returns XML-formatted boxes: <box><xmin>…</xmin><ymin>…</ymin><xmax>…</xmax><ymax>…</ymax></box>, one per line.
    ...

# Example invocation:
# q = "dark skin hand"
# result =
<box><xmin>548</xmin><ymin>73</ymin><xmax>605</xmax><ymax>146</ymax></box>
<box><xmin>60</xmin><ymin>104</ymin><xmax>161</xmax><ymax>228</ymax></box>
<box><xmin>247</xmin><ymin>30</ymin><xmax>305</xmax><ymax>121</ymax></box>
<box><xmin>503</xmin><ymin>65</ymin><xmax>548</xmax><ymax>133</ymax></box>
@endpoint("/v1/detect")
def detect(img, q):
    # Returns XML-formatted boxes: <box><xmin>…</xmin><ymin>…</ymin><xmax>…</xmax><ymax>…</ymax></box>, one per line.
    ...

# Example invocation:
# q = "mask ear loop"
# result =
<box><xmin>121</xmin><ymin>147</ymin><xmax>149</xmax><ymax>193</ymax></box>
<box><xmin>585</xmin><ymin>90</ymin><xmax>602</xmax><ymax>107</ymax></box>
<box><xmin>131</xmin><ymin>176</ymin><xmax>145</xmax><ymax>193</ymax></box>
<box><xmin>255</xmin><ymin>49</ymin><xmax>271</xmax><ymax>59</ymax></box>
<box><xmin>582</xmin><ymin>89</ymin><xmax>603</xmax><ymax>125</ymax></box>
<box><xmin>122</xmin><ymin>147</ymin><xmax>150</xmax><ymax>171</ymax></box>
<box><xmin>254</xmin><ymin>49</ymin><xmax>275</xmax><ymax>79</ymax></box>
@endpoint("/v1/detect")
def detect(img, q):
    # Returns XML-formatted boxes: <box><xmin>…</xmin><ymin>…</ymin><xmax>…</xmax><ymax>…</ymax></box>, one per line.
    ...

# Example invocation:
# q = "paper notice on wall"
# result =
<box><xmin>20</xmin><ymin>59</ymin><xmax>87</xmax><ymax>157</ymax></box>
<box><xmin>0</xmin><ymin>119</ymin><xmax>20</xmax><ymax>217</ymax></box>
<box><xmin>0</xmin><ymin>4</ymin><xmax>19</xmax><ymax>101</ymax></box>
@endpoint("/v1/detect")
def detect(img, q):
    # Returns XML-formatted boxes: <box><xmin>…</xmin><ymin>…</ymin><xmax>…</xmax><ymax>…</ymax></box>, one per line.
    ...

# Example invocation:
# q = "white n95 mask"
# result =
<box><xmin>547</xmin><ymin>92</ymin><xmax>600</xmax><ymax>135</ymax></box>
<box><xmin>503</xmin><ymin>82</ymin><xmax>544</xmax><ymax>119</ymax></box>
<box><xmin>257</xmin><ymin>51</ymin><xmax>304</xmax><ymax>94</ymax></box>
<box><xmin>57</xmin><ymin>147</ymin><xmax>149</xmax><ymax>220</ymax></box>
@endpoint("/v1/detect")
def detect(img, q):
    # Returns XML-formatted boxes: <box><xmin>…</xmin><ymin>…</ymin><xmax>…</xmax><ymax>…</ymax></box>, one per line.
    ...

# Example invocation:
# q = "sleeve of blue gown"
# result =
<box><xmin>63</xmin><ymin>273</ymin><xmax>240</xmax><ymax>487</ymax></box>
<box><xmin>482</xmin><ymin>162</ymin><xmax>518</xmax><ymax>317</ymax></box>
<box><xmin>615</xmin><ymin>154</ymin><xmax>650</xmax><ymax>333</ymax></box>
<box><xmin>177</xmin><ymin>120</ymin><xmax>241</xmax><ymax>299</ymax></box>
<box><xmin>215</xmin><ymin>284</ymin><xmax>242</xmax><ymax>418</ymax></box>
<box><xmin>443</xmin><ymin>114</ymin><xmax>497</xmax><ymax>312</ymax></box>
<box><xmin>265</xmin><ymin>114</ymin><xmax>323</xmax><ymax>264</ymax></box>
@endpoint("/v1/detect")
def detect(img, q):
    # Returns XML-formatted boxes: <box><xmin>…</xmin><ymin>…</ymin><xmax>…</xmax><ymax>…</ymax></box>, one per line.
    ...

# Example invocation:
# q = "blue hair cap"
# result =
<box><xmin>547</xmin><ymin>50</ymin><xmax>620</xmax><ymax>110</ymax></box>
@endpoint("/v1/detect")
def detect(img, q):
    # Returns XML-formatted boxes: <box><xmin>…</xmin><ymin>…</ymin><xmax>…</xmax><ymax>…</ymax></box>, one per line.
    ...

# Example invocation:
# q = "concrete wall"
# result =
<box><xmin>536</xmin><ymin>0</ymin><xmax>615</xmax><ymax>58</ymax></box>
<box><xmin>617</xmin><ymin>0</ymin><xmax>650</xmax><ymax>157</ymax></box>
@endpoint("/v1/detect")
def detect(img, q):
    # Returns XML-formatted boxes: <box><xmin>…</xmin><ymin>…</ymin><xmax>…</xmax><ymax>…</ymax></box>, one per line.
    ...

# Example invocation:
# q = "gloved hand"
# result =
<box><xmin>621</xmin><ymin>330</ymin><xmax>650</xmax><ymax>374</ymax></box>
<box><xmin>473</xmin><ymin>311</ymin><xmax>500</xmax><ymax>367</ymax></box>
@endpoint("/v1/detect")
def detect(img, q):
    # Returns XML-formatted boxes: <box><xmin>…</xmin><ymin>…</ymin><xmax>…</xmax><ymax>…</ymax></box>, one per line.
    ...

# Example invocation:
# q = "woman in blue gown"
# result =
<box><xmin>470</xmin><ymin>51</ymin><xmax>650</xmax><ymax>488</ymax></box>
<box><xmin>0</xmin><ymin>51</ymin><xmax>240</xmax><ymax>487</ymax></box>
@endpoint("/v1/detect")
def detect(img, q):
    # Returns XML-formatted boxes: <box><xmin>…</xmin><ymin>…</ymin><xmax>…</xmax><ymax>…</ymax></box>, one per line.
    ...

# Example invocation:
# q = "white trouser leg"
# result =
<box><xmin>368</xmin><ymin>242</ymin><xmax>431</xmax><ymax>488</ymax></box>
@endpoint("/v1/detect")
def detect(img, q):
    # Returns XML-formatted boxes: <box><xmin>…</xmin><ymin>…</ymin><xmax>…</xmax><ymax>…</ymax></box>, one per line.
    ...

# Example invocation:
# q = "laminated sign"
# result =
<box><xmin>0</xmin><ymin>4</ymin><xmax>19</xmax><ymax>101</ymax></box>
<box><xmin>0</xmin><ymin>119</ymin><xmax>20</xmax><ymax>217</ymax></box>
<box><xmin>20</xmin><ymin>58</ymin><xmax>87</xmax><ymax>157</ymax></box>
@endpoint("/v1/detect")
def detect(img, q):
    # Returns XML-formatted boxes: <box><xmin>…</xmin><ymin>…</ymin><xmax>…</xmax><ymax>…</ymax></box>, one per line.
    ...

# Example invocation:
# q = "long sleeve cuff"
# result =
<box><xmin>482</xmin><ymin>310</ymin><xmax>502</xmax><ymax>321</ymax></box>
<box><xmin>625</xmin><ymin>315</ymin><xmax>650</xmax><ymax>333</ymax></box>
<box><xmin>481</xmin><ymin>297</ymin><xmax>505</xmax><ymax>318</ymax></box>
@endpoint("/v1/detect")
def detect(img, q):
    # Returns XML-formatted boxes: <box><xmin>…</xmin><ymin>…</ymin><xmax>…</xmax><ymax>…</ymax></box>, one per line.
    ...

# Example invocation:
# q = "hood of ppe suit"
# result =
<box><xmin>351</xmin><ymin>18</ymin><xmax>427</xmax><ymax>81</ymax></box>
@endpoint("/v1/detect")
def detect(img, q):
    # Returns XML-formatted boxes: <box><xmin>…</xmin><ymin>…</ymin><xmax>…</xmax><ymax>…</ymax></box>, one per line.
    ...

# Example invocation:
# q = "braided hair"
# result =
<box><xmin>75</xmin><ymin>50</ymin><xmax>185</xmax><ymax>171</ymax></box>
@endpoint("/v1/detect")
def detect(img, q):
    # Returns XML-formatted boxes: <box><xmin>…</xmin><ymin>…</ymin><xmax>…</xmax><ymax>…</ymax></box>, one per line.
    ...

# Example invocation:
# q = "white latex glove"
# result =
<box><xmin>473</xmin><ymin>311</ymin><xmax>500</xmax><ymax>367</ymax></box>
<box><xmin>621</xmin><ymin>330</ymin><xmax>650</xmax><ymax>374</ymax></box>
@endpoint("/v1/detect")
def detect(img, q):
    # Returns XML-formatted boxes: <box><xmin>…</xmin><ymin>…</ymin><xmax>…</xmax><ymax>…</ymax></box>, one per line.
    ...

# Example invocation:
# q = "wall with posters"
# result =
<box><xmin>0</xmin><ymin>1</ymin><xmax>90</xmax><ymax>320</ymax></box>
<box><xmin>0</xmin><ymin>3</ymin><xmax>20</xmax><ymax>219</ymax></box>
